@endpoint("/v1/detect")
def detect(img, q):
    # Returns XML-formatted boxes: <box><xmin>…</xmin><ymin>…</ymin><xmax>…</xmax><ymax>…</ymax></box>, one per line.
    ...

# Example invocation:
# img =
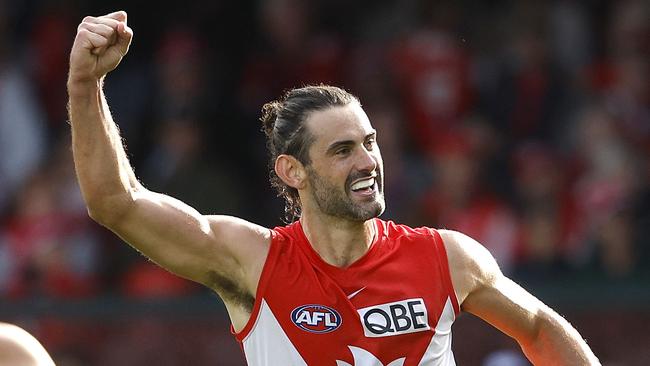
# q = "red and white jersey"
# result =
<box><xmin>232</xmin><ymin>218</ymin><xmax>460</xmax><ymax>366</ymax></box>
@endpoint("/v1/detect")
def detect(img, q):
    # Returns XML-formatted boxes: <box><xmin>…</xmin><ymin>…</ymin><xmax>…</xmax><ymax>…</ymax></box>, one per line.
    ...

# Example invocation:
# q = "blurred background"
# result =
<box><xmin>0</xmin><ymin>0</ymin><xmax>648</xmax><ymax>364</ymax></box>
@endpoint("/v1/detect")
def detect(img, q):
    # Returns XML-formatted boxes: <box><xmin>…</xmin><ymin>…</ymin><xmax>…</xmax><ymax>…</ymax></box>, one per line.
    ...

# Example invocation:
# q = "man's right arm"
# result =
<box><xmin>67</xmin><ymin>11</ymin><xmax>269</xmax><ymax>293</ymax></box>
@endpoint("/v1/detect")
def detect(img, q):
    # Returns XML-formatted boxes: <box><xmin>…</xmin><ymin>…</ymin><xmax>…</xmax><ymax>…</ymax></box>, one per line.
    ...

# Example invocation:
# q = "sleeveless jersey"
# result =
<box><xmin>232</xmin><ymin>218</ymin><xmax>460</xmax><ymax>366</ymax></box>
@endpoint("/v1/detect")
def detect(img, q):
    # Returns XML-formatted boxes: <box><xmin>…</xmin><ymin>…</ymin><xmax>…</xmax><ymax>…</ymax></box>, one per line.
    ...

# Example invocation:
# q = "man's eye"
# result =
<box><xmin>365</xmin><ymin>139</ymin><xmax>376</xmax><ymax>149</ymax></box>
<box><xmin>336</xmin><ymin>148</ymin><xmax>351</xmax><ymax>155</ymax></box>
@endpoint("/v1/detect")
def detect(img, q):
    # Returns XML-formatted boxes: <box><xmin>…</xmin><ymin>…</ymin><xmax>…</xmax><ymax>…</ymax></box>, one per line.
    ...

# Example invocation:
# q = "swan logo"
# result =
<box><xmin>291</xmin><ymin>304</ymin><xmax>342</xmax><ymax>333</ymax></box>
<box><xmin>336</xmin><ymin>346</ymin><xmax>406</xmax><ymax>366</ymax></box>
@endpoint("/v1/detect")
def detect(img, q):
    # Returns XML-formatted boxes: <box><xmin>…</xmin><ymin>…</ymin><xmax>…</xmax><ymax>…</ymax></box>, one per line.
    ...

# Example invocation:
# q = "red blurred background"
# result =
<box><xmin>0</xmin><ymin>0</ymin><xmax>648</xmax><ymax>364</ymax></box>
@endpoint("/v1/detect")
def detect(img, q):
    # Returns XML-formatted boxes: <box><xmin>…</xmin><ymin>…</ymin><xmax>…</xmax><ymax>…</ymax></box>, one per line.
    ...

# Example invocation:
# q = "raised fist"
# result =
<box><xmin>69</xmin><ymin>11</ymin><xmax>133</xmax><ymax>83</ymax></box>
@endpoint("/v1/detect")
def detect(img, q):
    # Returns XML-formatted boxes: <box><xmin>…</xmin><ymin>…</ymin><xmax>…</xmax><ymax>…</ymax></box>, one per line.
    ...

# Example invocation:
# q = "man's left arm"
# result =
<box><xmin>439</xmin><ymin>230</ymin><xmax>600</xmax><ymax>365</ymax></box>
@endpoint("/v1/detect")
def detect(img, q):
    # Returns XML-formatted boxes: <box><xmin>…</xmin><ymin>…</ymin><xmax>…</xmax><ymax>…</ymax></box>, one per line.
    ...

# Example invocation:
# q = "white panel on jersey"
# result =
<box><xmin>417</xmin><ymin>297</ymin><xmax>456</xmax><ymax>366</ymax></box>
<box><xmin>243</xmin><ymin>299</ymin><xmax>308</xmax><ymax>366</ymax></box>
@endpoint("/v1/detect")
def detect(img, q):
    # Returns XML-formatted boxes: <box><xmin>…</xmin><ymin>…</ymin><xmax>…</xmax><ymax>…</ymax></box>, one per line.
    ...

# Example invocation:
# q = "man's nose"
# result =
<box><xmin>356</xmin><ymin>147</ymin><xmax>378</xmax><ymax>172</ymax></box>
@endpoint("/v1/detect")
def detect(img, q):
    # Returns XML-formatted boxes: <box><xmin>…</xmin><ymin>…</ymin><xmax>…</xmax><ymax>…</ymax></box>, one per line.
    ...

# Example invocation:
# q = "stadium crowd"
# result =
<box><xmin>0</xmin><ymin>0</ymin><xmax>648</xmax><ymax>364</ymax></box>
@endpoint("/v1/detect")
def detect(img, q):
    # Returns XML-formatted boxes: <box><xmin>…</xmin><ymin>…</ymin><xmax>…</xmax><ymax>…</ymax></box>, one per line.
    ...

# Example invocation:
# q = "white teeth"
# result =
<box><xmin>351</xmin><ymin>178</ymin><xmax>375</xmax><ymax>191</ymax></box>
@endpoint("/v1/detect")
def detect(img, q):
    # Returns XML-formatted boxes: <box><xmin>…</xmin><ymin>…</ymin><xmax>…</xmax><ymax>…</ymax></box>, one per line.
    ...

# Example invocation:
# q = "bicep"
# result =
<box><xmin>108</xmin><ymin>189</ymin><xmax>269</xmax><ymax>286</ymax></box>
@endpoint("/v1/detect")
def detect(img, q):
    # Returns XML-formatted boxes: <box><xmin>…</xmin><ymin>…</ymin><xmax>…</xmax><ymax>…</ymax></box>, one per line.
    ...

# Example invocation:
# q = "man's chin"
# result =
<box><xmin>352</xmin><ymin>200</ymin><xmax>385</xmax><ymax>221</ymax></box>
<box><xmin>370</xmin><ymin>203</ymin><xmax>386</xmax><ymax>219</ymax></box>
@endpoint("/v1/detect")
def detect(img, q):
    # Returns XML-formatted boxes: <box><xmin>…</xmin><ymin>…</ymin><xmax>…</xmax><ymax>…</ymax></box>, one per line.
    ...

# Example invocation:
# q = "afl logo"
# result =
<box><xmin>291</xmin><ymin>304</ymin><xmax>342</xmax><ymax>334</ymax></box>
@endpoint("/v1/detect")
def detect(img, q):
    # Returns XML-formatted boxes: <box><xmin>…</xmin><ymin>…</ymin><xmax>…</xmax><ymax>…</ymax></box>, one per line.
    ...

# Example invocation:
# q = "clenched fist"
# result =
<box><xmin>68</xmin><ymin>11</ymin><xmax>133</xmax><ymax>84</ymax></box>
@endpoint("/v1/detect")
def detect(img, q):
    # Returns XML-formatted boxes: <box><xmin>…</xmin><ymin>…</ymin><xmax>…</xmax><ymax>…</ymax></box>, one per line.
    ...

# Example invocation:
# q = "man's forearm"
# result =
<box><xmin>522</xmin><ymin>309</ymin><xmax>600</xmax><ymax>365</ymax></box>
<box><xmin>68</xmin><ymin>78</ymin><xmax>140</xmax><ymax>221</ymax></box>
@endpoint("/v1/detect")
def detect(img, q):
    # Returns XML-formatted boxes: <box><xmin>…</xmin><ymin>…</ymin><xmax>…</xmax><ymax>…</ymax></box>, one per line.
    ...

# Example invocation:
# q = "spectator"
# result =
<box><xmin>389</xmin><ymin>1</ymin><xmax>472</xmax><ymax>152</ymax></box>
<box><xmin>570</xmin><ymin>104</ymin><xmax>643</xmax><ymax>277</ymax></box>
<box><xmin>0</xmin><ymin>139</ymin><xmax>101</xmax><ymax>298</ymax></box>
<box><xmin>419</xmin><ymin>129</ymin><xmax>519</xmax><ymax>274</ymax></box>
<box><xmin>239</xmin><ymin>0</ymin><xmax>346</xmax><ymax>113</ymax></box>
<box><xmin>0</xmin><ymin>0</ymin><xmax>47</xmax><ymax>215</ymax></box>
<box><xmin>512</xmin><ymin>142</ymin><xmax>582</xmax><ymax>278</ymax></box>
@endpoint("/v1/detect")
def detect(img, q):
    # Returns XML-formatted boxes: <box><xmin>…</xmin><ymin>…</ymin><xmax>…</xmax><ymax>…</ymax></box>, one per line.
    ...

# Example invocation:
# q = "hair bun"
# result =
<box><xmin>260</xmin><ymin>101</ymin><xmax>281</xmax><ymax>137</ymax></box>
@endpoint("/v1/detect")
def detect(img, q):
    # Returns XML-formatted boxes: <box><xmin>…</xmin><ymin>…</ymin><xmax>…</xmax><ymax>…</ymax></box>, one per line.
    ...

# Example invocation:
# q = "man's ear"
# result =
<box><xmin>275</xmin><ymin>154</ymin><xmax>307</xmax><ymax>189</ymax></box>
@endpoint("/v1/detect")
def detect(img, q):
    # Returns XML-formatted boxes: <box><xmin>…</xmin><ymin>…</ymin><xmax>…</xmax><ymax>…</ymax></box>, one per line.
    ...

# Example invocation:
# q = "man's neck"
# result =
<box><xmin>299</xmin><ymin>213</ymin><xmax>376</xmax><ymax>268</ymax></box>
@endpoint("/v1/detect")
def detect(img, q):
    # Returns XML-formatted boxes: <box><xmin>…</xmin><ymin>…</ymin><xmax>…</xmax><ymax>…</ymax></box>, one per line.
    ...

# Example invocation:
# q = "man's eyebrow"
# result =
<box><xmin>326</xmin><ymin>140</ymin><xmax>355</xmax><ymax>155</ymax></box>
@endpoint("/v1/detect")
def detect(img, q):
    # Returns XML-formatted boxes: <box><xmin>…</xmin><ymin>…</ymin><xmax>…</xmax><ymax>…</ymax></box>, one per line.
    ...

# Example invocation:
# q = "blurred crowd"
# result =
<box><xmin>0</xmin><ymin>0</ymin><xmax>648</xmax><ymax>303</ymax></box>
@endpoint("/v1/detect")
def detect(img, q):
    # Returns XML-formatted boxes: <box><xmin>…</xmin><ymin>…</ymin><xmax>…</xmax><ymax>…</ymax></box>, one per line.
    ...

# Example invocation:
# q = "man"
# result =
<box><xmin>0</xmin><ymin>323</ymin><xmax>55</xmax><ymax>366</ymax></box>
<box><xmin>67</xmin><ymin>11</ymin><xmax>599</xmax><ymax>365</ymax></box>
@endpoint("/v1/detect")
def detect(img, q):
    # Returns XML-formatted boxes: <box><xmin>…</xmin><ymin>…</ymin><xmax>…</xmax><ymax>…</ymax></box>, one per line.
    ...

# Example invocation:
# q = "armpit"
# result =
<box><xmin>206</xmin><ymin>270</ymin><xmax>255</xmax><ymax>312</ymax></box>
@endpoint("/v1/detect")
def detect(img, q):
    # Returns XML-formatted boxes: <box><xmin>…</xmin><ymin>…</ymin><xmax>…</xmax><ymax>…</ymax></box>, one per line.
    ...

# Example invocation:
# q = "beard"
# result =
<box><xmin>305</xmin><ymin>166</ymin><xmax>386</xmax><ymax>222</ymax></box>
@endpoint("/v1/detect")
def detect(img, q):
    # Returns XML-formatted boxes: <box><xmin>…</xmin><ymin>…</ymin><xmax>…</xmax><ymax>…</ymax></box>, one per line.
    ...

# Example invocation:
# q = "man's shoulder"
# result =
<box><xmin>270</xmin><ymin>219</ymin><xmax>302</xmax><ymax>240</ymax></box>
<box><xmin>378</xmin><ymin>218</ymin><xmax>440</xmax><ymax>241</ymax></box>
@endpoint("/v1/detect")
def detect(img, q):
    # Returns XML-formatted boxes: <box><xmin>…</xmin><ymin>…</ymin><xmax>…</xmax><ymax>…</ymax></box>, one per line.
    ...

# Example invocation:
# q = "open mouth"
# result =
<box><xmin>350</xmin><ymin>177</ymin><xmax>377</xmax><ymax>196</ymax></box>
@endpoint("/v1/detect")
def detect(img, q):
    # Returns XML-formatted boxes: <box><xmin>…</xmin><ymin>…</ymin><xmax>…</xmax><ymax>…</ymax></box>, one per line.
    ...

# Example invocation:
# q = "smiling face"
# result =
<box><xmin>301</xmin><ymin>103</ymin><xmax>385</xmax><ymax>222</ymax></box>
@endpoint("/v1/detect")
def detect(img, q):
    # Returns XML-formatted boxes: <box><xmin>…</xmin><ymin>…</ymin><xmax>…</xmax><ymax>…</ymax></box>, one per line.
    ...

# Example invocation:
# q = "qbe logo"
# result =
<box><xmin>357</xmin><ymin>298</ymin><xmax>430</xmax><ymax>337</ymax></box>
<box><xmin>291</xmin><ymin>304</ymin><xmax>342</xmax><ymax>334</ymax></box>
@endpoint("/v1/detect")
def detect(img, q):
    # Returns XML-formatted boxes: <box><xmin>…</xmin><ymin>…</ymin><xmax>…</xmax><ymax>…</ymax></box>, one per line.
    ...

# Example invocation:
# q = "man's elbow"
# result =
<box><xmin>520</xmin><ymin>308</ymin><xmax>599</xmax><ymax>365</ymax></box>
<box><xmin>519</xmin><ymin>308</ymin><xmax>553</xmax><ymax>351</ymax></box>
<box><xmin>85</xmin><ymin>192</ymin><xmax>136</xmax><ymax>227</ymax></box>
<box><xmin>86</xmin><ymin>205</ymin><xmax>113</xmax><ymax>226</ymax></box>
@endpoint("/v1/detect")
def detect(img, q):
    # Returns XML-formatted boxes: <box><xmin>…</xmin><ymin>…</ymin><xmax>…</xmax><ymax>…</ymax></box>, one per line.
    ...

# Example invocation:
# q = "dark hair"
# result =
<box><xmin>261</xmin><ymin>84</ymin><xmax>360</xmax><ymax>222</ymax></box>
